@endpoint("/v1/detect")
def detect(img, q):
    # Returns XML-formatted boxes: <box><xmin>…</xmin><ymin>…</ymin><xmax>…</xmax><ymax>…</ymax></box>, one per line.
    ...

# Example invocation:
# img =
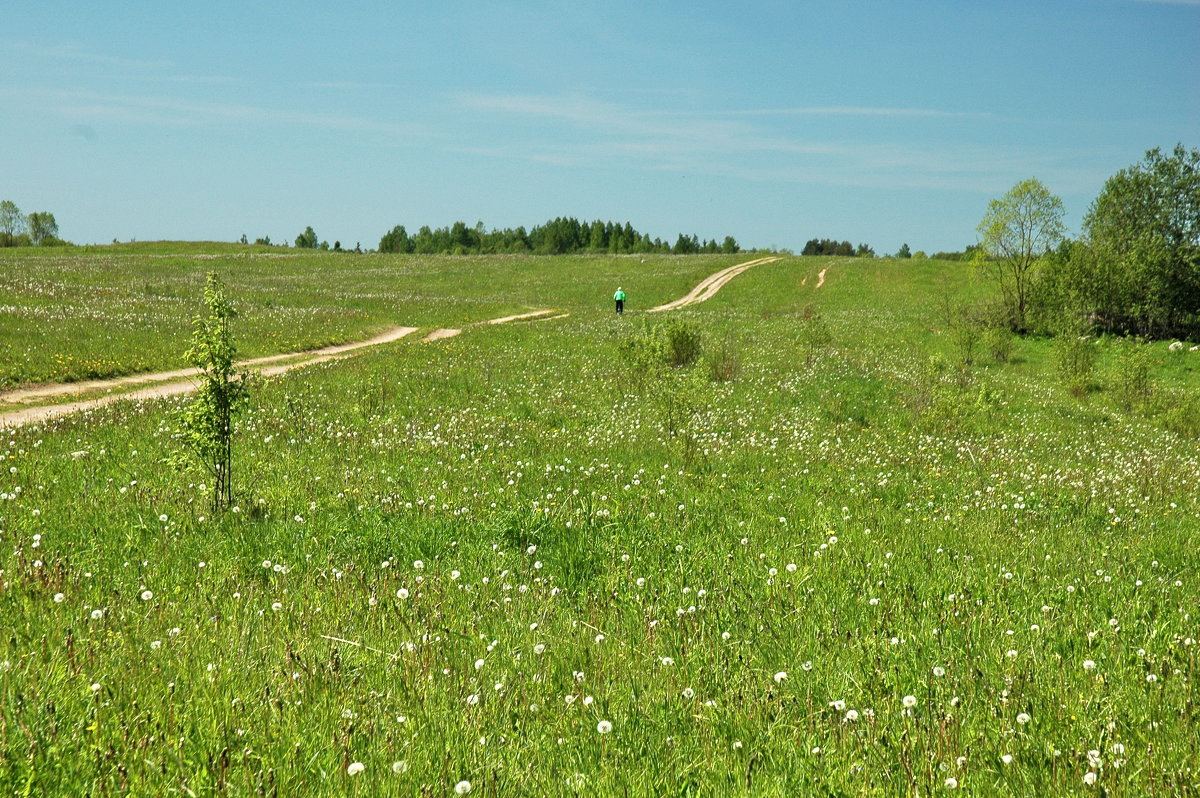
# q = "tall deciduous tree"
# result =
<box><xmin>0</xmin><ymin>201</ymin><xmax>25</xmax><ymax>246</ymax></box>
<box><xmin>976</xmin><ymin>178</ymin><xmax>1066</xmax><ymax>332</ymax></box>
<box><xmin>27</xmin><ymin>211</ymin><xmax>59</xmax><ymax>245</ymax></box>
<box><xmin>1082</xmin><ymin>144</ymin><xmax>1200</xmax><ymax>337</ymax></box>
<box><xmin>294</xmin><ymin>226</ymin><xmax>318</xmax><ymax>249</ymax></box>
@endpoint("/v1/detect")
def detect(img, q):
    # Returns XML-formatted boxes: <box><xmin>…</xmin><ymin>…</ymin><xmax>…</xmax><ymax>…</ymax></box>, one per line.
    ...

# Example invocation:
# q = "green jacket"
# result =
<box><xmin>614</xmin><ymin>290</ymin><xmax>626</xmax><ymax>301</ymax></box>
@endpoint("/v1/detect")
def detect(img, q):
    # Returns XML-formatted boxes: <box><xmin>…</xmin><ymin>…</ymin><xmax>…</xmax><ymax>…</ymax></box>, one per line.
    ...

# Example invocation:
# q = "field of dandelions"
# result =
<box><xmin>1</xmin><ymin>246</ymin><xmax>1198</xmax><ymax>795</ymax></box>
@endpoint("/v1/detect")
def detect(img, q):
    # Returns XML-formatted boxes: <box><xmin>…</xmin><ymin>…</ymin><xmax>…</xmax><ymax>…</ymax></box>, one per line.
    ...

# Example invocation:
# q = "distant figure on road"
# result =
<box><xmin>614</xmin><ymin>287</ymin><xmax>626</xmax><ymax>315</ymax></box>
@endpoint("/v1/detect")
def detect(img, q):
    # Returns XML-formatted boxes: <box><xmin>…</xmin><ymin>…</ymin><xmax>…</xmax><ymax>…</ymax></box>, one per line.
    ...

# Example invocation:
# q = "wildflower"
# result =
<box><xmin>271</xmin><ymin>602</ymin><xmax>283</xmax><ymax>612</ymax></box>
<box><xmin>902</xmin><ymin>695</ymin><xmax>917</xmax><ymax>708</ymax></box>
<box><xmin>682</xmin><ymin>687</ymin><xmax>695</xmax><ymax>700</ymax></box>
<box><xmin>932</xmin><ymin>666</ymin><xmax>946</xmax><ymax>677</ymax></box>
<box><xmin>140</xmin><ymin>590</ymin><xmax>153</xmax><ymax>601</ymax></box>
<box><xmin>396</xmin><ymin>588</ymin><xmax>409</xmax><ymax>599</ymax></box>
<box><xmin>53</xmin><ymin>593</ymin><xmax>65</xmax><ymax>603</ymax></box>
<box><xmin>1083</xmin><ymin>660</ymin><xmax>1096</xmax><ymax>671</ymax></box>
<box><xmin>455</xmin><ymin>780</ymin><xmax>472</xmax><ymax>794</ymax></box>
<box><xmin>1001</xmin><ymin>754</ymin><xmax>1013</xmax><ymax>765</ymax></box>
<box><xmin>474</xmin><ymin>659</ymin><xmax>485</xmax><ymax>671</ymax></box>
<box><xmin>392</xmin><ymin>761</ymin><xmax>408</xmax><ymax>774</ymax></box>
<box><xmin>150</xmin><ymin>640</ymin><xmax>162</xmax><ymax>650</ymax></box>
<box><xmin>90</xmin><ymin>682</ymin><xmax>101</xmax><ymax>693</ymax></box>
<box><xmin>1016</xmin><ymin>712</ymin><xmax>1031</xmax><ymax>725</ymax></box>
<box><xmin>1083</xmin><ymin>772</ymin><xmax>1097</xmax><ymax>786</ymax></box>
<box><xmin>90</xmin><ymin>609</ymin><xmax>104</xmax><ymax>620</ymax></box>
<box><xmin>774</xmin><ymin>671</ymin><xmax>787</xmax><ymax>684</ymax></box>
<box><xmin>596</xmin><ymin>720</ymin><xmax>613</xmax><ymax>734</ymax></box>
<box><xmin>533</xmin><ymin>644</ymin><xmax>546</xmax><ymax>655</ymax></box>
<box><xmin>944</xmin><ymin>777</ymin><xmax>959</xmax><ymax>789</ymax></box>
<box><xmin>413</xmin><ymin>560</ymin><xmax>424</xmax><ymax>569</ymax></box>
<box><xmin>347</xmin><ymin>762</ymin><xmax>365</xmax><ymax>776</ymax></box>
<box><xmin>844</xmin><ymin>709</ymin><xmax>859</xmax><ymax>722</ymax></box>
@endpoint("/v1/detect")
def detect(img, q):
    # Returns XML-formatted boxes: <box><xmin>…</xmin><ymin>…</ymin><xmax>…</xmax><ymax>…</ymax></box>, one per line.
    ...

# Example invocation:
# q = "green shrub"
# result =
<box><xmin>982</xmin><ymin>326</ymin><xmax>1014</xmax><ymax>363</ymax></box>
<box><xmin>662</xmin><ymin>319</ymin><xmax>703</xmax><ymax>368</ymax></box>
<box><xmin>1108</xmin><ymin>337</ymin><xmax>1155</xmax><ymax>411</ymax></box>
<box><xmin>706</xmin><ymin>331</ymin><xmax>742</xmax><ymax>382</ymax></box>
<box><xmin>1156</xmin><ymin>388</ymin><xmax>1200</xmax><ymax>439</ymax></box>
<box><xmin>1054</xmin><ymin>333</ymin><xmax>1098</xmax><ymax>397</ymax></box>
<box><xmin>798</xmin><ymin>306</ymin><xmax>833</xmax><ymax>365</ymax></box>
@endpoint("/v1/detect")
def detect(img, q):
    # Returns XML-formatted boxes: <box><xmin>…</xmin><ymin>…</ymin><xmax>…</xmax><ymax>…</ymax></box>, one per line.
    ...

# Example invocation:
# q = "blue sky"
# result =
<box><xmin>3</xmin><ymin>0</ymin><xmax>1197</xmax><ymax>252</ymax></box>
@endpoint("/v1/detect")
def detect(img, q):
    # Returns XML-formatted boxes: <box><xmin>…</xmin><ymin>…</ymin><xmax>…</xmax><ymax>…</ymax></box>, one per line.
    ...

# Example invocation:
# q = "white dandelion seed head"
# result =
<box><xmin>596</xmin><ymin>720</ymin><xmax>613</xmax><ymax>734</ymax></box>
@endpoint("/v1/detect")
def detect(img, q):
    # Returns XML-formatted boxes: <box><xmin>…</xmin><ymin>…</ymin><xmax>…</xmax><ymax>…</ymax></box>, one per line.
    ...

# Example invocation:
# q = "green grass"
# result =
<box><xmin>1</xmin><ymin>248</ymin><xmax>1198</xmax><ymax>794</ymax></box>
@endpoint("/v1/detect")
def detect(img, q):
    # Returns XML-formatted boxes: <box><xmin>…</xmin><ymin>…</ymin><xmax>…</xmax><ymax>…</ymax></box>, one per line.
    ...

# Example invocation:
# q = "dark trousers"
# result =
<box><xmin>615</xmin><ymin>300</ymin><xmax>624</xmax><ymax>314</ymax></box>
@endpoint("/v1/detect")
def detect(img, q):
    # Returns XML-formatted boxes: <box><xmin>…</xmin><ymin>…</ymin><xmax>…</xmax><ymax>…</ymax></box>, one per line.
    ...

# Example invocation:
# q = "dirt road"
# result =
<box><xmin>649</xmin><ymin>256</ymin><xmax>782</xmax><ymax>312</ymax></box>
<box><xmin>0</xmin><ymin>327</ymin><xmax>420</xmax><ymax>428</ymax></box>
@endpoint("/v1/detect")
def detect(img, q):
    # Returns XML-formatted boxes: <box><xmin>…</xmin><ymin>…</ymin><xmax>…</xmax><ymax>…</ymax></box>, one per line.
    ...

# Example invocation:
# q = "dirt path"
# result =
<box><xmin>420</xmin><ymin>309</ymin><xmax>563</xmax><ymax>343</ymax></box>
<box><xmin>0</xmin><ymin>335</ymin><xmax>422</xmax><ymax>428</ymax></box>
<box><xmin>2</xmin><ymin>306</ymin><xmax>564</xmax><ymax>428</ymax></box>
<box><xmin>2</xmin><ymin>326</ymin><xmax>419</xmax><ymax>407</ymax></box>
<box><xmin>649</xmin><ymin>256</ymin><xmax>782</xmax><ymax>312</ymax></box>
<box><xmin>0</xmin><ymin>327</ymin><xmax>420</xmax><ymax>428</ymax></box>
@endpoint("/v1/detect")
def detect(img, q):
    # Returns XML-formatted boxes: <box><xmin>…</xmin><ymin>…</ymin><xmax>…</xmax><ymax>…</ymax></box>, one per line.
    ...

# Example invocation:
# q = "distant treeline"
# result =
<box><xmin>801</xmin><ymin>238</ymin><xmax>980</xmax><ymax>260</ymax></box>
<box><xmin>0</xmin><ymin>200</ymin><xmax>66</xmax><ymax>247</ymax></box>
<box><xmin>802</xmin><ymin>238</ymin><xmax>874</xmax><ymax>257</ymax></box>
<box><xmin>376</xmin><ymin>218</ymin><xmax>743</xmax><ymax>255</ymax></box>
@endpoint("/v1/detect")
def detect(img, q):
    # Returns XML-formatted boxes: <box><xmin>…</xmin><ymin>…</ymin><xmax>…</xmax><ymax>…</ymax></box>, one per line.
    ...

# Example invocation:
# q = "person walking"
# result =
<box><xmin>614</xmin><ymin>286</ymin><xmax>626</xmax><ymax>315</ymax></box>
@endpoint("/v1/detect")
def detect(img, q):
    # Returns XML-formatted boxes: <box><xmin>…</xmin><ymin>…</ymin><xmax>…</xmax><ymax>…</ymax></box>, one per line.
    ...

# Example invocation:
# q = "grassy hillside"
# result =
<box><xmin>1</xmin><ymin>248</ymin><xmax>1197</xmax><ymax>794</ymax></box>
<box><xmin>0</xmin><ymin>245</ymin><xmax>749</xmax><ymax>387</ymax></box>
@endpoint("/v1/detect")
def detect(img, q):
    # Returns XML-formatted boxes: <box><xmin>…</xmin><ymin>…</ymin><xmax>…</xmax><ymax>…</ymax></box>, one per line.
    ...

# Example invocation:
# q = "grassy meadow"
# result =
<box><xmin>1</xmin><ymin>246</ymin><xmax>1199</xmax><ymax>795</ymax></box>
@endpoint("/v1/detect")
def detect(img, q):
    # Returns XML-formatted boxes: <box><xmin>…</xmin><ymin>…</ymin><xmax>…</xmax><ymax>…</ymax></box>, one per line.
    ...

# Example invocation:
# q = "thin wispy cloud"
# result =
<box><xmin>41</xmin><ymin>90</ymin><xmax>430</xmax><ymax>138</ymax></box>
<box><xmin>717</xmin><ymin>106</ymin><xmax>994</xmax><ymax>120</ymax></box>
<box><xmin>453</xmin><ymin>92</ymin><xmax>1100</xmax><ymax>194</ymax></box>
<box><xmin>9</xmin><ymin>41</ymin><xmax>173</xmax><ymax>70</ymax></box>
<box><xmin>305</xmin><ymin>81</ymin><xmax>407</xmax><ymax>91</ymax></box>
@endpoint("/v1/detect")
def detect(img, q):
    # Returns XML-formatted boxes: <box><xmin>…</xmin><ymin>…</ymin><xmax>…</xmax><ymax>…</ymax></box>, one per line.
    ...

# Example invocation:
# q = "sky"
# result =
<box><xmin>2</xmin><ymin>0</ymin><xmax>1197</xmax><ymax>253</ymax></box>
